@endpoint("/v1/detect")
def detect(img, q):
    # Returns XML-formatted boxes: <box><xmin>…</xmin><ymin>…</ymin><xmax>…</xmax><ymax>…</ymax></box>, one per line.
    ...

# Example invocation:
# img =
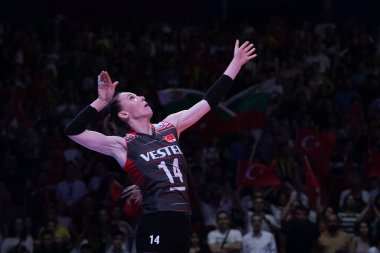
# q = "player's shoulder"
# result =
<box><xmin>152</xmin><ymin>121</ymin><xmax>176</xmax><ymax>133</ymax></box>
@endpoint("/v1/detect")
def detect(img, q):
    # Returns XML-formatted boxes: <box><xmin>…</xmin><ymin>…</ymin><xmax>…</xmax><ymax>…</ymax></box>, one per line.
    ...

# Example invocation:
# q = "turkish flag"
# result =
<box><xmin>304</xmin><ymin>156</ymin><xmax>320</xmax><ymax>209</ymax></box>
<box><xmin>236</xmin><ymin>160</ymin><xmax>280</xmax><ymax>187</ymax></box>
<box><xmin>110</xmin><ymin>180</ymin><xmax>123</xmax><ymax>201</ymax></box>
<box><xmin>294</xmin><ymin>128</ymin><xmax>335</xmax><ymax>158</ymax></box>
<box><xmin>294</xmin><ymin>128</ymin><xmax>335</xmax><ymax>180</ymax></box>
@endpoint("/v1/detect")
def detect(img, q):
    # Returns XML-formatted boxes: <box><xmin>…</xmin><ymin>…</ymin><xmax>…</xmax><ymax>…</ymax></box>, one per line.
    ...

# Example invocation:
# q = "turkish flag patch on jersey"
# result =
<box><xmin>163</xmin><ymin>134</ymin><xmax>176</xmax><ymax>143</ymax></box>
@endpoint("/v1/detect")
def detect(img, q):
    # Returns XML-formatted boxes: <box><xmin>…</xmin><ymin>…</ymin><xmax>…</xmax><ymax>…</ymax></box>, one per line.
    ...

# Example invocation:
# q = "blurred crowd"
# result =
<box><xmin>1</xmin><ymin>14</ymin><xmax>380</xmax><ymax>253</ymax></box>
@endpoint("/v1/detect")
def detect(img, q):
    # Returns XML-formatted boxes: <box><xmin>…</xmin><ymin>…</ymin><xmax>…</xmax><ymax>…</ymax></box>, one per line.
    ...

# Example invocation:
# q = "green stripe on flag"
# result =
<box><xmin>228</xmin><ymin>93</ymin><xmax>270</xmax><ymax>112</ymax></box>
<box><xmin>225</xmin><ymin>84</ymin><xmax>271</xmax><ymax>113</ymax></box>
<box><xmin>157</xmin><ymin>89</ymin><xmax>204</xmax><ymax>115</ymax></box>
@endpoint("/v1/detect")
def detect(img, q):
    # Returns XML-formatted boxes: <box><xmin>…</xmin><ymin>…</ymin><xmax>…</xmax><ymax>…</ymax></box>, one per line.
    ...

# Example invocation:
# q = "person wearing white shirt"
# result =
<box><xmin>242</xmin><ymin>214</ymin><xmax>277</xmax><ymax>253</ymax></box>
<box><xmin>245</xmin><ymin>197</ymin><xmax>280</xmax><ymax>234</ymax></box>
<box><xmin>207</xmin><ymin>211</ymin><xmax>242</xmax><ymax>253</ymax></box>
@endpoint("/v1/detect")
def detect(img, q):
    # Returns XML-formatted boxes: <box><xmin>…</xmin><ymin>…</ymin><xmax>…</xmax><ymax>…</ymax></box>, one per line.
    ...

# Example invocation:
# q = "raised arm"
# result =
<box><xmin>64</xmin><ymin>71</ymin><xmax>127</xmax><ymax>166</ymax></box>
<box><xmin>164</xmin><ymin>40</ymin><xmax>257</xmax><ymax>134</ymax></box>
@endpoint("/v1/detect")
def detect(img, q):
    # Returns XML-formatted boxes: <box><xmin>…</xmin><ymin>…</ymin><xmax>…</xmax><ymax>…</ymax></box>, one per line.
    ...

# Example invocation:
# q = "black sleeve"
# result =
<box><xmin>64</xmin><ymin>105</ymin><xmax>98</xmax><ymax>135</ymax></box>
<box><xmin>203</xmin><ymin>74</ymin><xmax>233</xmax><ymax>109</ymax></box>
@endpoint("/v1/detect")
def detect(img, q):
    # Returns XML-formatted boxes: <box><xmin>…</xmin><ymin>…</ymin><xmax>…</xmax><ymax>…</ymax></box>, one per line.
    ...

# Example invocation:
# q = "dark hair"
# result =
<box><xmin>111</xmin><ymin>229</ymin><xmax>124</xmax><ymax>238</ymax></box>
<box><xmin>216</xmin><ymin>210</ymin><xmax>230</xmax><ymax>219</ymax></box>
<box><xmin>103</xmin><ymin>94</ymin><xmax>131</xmax><ymax>136</ymax></box>
<box><xmin>251</xmin><ymin>213</ymin><xmax>263</xmax><ymax>222</ymax></box>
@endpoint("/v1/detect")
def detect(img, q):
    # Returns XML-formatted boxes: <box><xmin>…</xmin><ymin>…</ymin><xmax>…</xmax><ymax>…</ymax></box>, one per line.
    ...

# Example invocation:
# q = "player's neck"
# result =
<box><xmin>129</xmin><ymin>119</ymin><xmax>152</xmax><ymax>135</ymax></box>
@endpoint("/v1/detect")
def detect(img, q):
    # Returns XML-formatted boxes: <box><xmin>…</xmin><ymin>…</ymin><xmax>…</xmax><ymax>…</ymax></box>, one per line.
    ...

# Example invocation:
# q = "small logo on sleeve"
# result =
<box><xmin>163</xmin><ymin>134</ymin><xmax>176</xmax><ymax>143</ymax></box>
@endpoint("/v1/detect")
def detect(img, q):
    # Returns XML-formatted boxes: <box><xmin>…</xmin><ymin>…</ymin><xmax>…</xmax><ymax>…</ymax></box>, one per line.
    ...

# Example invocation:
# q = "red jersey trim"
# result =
<box><xmin>123</xmin><ymin>158</ymin><xmax>145</xmax><ymax>187</ymax></box>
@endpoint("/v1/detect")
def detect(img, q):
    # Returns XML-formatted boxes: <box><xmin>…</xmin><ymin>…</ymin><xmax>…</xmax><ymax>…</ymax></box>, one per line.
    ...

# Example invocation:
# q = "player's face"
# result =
<box><xmin>118</xmin><ymin>92</ymin><xmax>153</xmax><ymax>119</ymax></box>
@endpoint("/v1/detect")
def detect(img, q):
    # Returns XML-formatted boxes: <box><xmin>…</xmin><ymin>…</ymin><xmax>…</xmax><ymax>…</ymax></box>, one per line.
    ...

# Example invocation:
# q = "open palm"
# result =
<box><xmin>97</xmin><ymin>70</ymin><xmax>119</xmax><ymax>102</ymax></box>
<box><xmin>233</xmin><ymin>40</ymin><xmax>257</xmax><ymax>66</ymax></box>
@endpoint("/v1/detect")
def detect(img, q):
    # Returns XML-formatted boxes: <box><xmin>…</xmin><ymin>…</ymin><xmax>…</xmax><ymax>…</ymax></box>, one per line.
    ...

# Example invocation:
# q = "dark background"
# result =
<box><xmin>1</xmin><ymin>0</ymin><xmax>379</xmax><ymax>25</ymax></box>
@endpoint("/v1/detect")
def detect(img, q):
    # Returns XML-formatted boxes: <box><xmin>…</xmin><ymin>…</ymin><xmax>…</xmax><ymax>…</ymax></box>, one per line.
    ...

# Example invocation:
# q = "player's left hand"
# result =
<box><xmin>233</xmin><ymin>40</ymin><xmax>257</xmax><ymax>66</ymax></box>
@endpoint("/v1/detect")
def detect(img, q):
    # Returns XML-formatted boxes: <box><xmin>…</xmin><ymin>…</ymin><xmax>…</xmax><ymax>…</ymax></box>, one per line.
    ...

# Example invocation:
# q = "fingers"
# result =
<box><xmin>248</xmin><ymin>54</ymin><xmax>258</xmax><ymax>60</ymax></box>
<box><xmin>239</xmin><ymin>41</ymin><xmax>250</xmax><ymax>49</ymax></box>
<box><xmin>244</xmin><ymin>43</ymin><xmax>254</xmax><ymax>53</ymax></box>
<box><xmin>97</xmin><ymin>74</ymin><xmax>105</xmax><ymax>86</ymax></box>
<box><xmin>98</xmin><ymin>70</ymin><xmax>112</xmax><ymax>85</ymax></box>
<box><xmin>236</xmin><ymin>40</ymin><xmax>257</xmax><ymax>59</ymax></box>
<box><xmin>98</xmin><ymin>70</ymin><xmax>119</xmax><ymax>88</ymax></box>
<box><xmin>246</xmin><ymin>47</ymin><xmax>256</xmax><ymax>56</ymax></box>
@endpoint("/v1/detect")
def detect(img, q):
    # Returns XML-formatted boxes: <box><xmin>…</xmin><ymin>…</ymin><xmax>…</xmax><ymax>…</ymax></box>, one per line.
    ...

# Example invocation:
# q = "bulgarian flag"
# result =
<box><xmin>225</xmin><ymin>86</ymin><xmax>270</xmax><ymax>130</ymax></box>
<box><xmin>157</xmin><ymin>88</ymin><xmax>236</xmax><ymax>133</ymax></box>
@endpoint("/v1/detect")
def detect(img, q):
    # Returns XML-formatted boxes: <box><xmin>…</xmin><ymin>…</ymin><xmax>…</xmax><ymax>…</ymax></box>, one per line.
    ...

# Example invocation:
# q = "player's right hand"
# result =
<box><xmin>97</xmin><ymin>70</ymin><xmax>119</xmax><ymax>103</ymax></box>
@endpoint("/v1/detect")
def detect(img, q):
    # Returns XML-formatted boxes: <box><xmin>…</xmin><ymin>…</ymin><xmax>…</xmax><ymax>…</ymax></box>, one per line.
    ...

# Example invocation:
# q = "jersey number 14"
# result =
<box><xmin>158</xmin><ymin>158</ymin><xmax>184</xmax><ymax>186</ymax></box>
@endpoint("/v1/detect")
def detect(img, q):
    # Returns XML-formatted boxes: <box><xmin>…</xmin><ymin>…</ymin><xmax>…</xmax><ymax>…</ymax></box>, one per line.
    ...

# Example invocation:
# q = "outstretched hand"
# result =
<box><xmin>233</xmin><ymin>40</ymin><xmax>257</xmax><ymax>66</ymax></box>
<box><xmin>97</xmin><ymin>70</ymin><xmax>119</xmax><ymax>103</ymax></box>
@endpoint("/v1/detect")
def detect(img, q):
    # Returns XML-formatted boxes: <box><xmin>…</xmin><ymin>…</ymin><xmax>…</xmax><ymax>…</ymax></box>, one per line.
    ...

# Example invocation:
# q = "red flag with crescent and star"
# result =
<box><xmin>294</xmin><ymin>128</ymin><xmax>336</xmax><ymax>189</ymax></box>
<box><xmin>236</xmin><ymin>160</ymin><xmax>281</xmax><ymax>187</ymax></box>
<box><xmin>294</xmin><ymin>128</ymin><xmax>335</xmax><ymax>158</ymax></box>
<box><xmin>304</xmin><ymin>155</ymin><xmax>320</xmax><ymax>209</ymax></box>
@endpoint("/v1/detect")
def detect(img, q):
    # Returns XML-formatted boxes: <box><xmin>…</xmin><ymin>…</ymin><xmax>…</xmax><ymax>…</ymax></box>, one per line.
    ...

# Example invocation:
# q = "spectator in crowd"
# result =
<box><xmin>349</xmin><ymin>221</ymin><xmax>372</xmax><ymax>253</ymax></box>
<box><xmin>207</xmin><ymin>211</ymin><xmax>242</xmax><ymax>253</ymax></box>
<box><xmin>337</xmin><ymin>194</ymin><xmax>371</xmax><ymax>235</ymax></box>
<box><xmin>34</xmin><ymin>229</ymin><xmax>67</xmax><ymax>253</ymax></box>
<box><xmin>201</xmin><ymin>183</ymin><xmax>233</xmax><ymax>229</ymax></box>
<box><xmin>245</xmin><ymin>197</ymin><xmax>280</xmax><ymax>234</ymax></box>
<box><xmin>242</xmin><ymin>214</ymin><xmax>277</xmax><ymax>253</ymax></box>
<box><xmin>105</xmin><ymin>230</ymin><xmax>129</xmax><ymax>253</ymax></box>
<box><xmin>189</xmin><ymin>232</ymin><xmax>207</xmax><ymax>253</ymax></box>
<box><xmin>280</xmin><ymin>205</ymin><xmax>319</xmax><ymax>253</ymax></box>
<box><xmin>1</xmin><ymin>217</ymin><xmax>33</xmax><ymax>253</ymax></box>
<box><xmin>55</xmin><ymin>163</ymin><xmax>88</xmax><ymax>209</ymax></box>
<box><xmin>339</xmin><ymin>177</ymin><xmax>369</xmax><ymax>209</ymax></box>
<box><xmin>318</xmin><ymin>206</ymin><xmax>336</xmax><ymax>232</ymax></box>
<box><xmin>318</xmin><ymin>214</ymin><xmax>351</xmax><ymax>253</ymax></box>
<box><xmin>39</xmin><ymin>218</ymin><xmax>70</xmax><ymax>246</ymax></box>
<box><xmin>109</xmin><ymin>205</ymin><xmax>134</xmax><ymax>252</ymax></box>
